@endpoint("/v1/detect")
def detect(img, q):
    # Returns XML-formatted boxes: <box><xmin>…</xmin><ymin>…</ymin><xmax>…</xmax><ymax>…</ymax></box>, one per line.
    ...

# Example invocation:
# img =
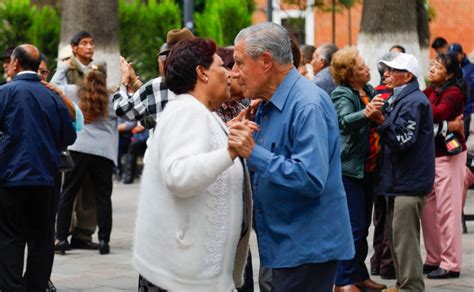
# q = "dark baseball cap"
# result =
<box><xmin>448</xmin><ymin>43</ymin><xmax>463</xmax><ymax>54</ymax></box>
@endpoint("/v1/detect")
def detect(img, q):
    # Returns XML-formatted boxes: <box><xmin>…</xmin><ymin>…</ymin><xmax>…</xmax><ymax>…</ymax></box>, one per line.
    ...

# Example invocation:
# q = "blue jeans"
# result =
<box><xmin>335</xmin><ymin>174</ymin><xmax>375</xmax><ymax>285</ymax></box>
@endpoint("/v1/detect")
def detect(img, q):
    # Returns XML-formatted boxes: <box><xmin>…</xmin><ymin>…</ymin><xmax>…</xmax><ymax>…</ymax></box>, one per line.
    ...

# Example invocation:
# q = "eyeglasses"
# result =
<box><xmin>387</xmin><ymin>68</ymin><xmax>408</xmax><ymax>74</ymax></box>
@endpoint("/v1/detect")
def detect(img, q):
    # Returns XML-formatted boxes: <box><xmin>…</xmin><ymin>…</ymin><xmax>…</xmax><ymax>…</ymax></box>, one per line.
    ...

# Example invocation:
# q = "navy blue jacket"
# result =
<box><xmin>462</xmin><ymin>57</ymin><xmax>474</xmax><ymax>115</ymax></box>
<box><xmin>0</xmin><ymin>73</ymin><xmax>77</xmax><ymax>187</ymax></box>
<box><xmin>377</xmin><ymin>80</ymin><xmax>435</xmax><ymax>196</ymax></box>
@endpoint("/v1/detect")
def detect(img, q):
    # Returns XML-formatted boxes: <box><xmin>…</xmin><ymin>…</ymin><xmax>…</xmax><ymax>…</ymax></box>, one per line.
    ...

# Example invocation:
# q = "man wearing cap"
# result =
<box><xmin>448</xmin><ymin>43</ymin><xmax>474</xmax><ymax>115</ymax></box>
<box><xmin>113</xmin><ymin>27</ymin><xmax>194</xmax><ymax>122</ymax></box>
<box><xmin>365</xmin><ymin>53</ymin><xmax>435</xmax><ymax>292</ymax></box>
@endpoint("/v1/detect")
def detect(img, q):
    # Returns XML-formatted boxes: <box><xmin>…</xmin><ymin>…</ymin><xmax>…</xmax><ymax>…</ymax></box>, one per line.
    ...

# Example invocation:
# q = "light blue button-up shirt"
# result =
<box><xmin>248</xmin><ymin>68</ymin><xmax>354</xmax><ymax>268</ymax></box>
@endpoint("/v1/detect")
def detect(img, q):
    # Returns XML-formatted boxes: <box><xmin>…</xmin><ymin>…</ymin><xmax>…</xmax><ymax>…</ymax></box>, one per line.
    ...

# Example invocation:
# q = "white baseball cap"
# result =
<box><xmin>379</xmin><ymin>53</ymin><xmax>420</xmax><ymax>79</ymax></box>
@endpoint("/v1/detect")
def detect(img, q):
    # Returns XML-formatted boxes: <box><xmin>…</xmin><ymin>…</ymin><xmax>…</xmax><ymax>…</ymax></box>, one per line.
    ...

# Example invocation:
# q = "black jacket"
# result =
<box><xmin>377</xmin><ymin>80</ymin><xmax>435</xmax><ymax>196</ymax></box>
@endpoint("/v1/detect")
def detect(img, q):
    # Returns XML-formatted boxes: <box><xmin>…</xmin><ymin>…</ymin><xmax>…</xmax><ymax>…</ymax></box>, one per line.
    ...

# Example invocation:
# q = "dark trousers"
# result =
<box><xmin>335</xmin><ymin>174</ymin><xmax>374</xmax><ymax>285</ymax></box>
<box><xmin>271</xmin><ymin>261</ymin><xmax>339</xmax><ymax>292</ymax></box>
<box><xmin>370</xmin><ymin>195</ymin><xmax>395</xmax><ymax>275</ymax></box>
<box><xmin>56</xmin><ymin>151</ymin><xmax>114</xmax><ymax>242</ymax></box>
<box><xmin>46</xmin><ymin>175</ymin><xmax>62</xmax><ymax>279</ymax></box>
<box><xmin>0</xmin><ymin>186</ymin><xmax>54</xmax><ymax>291</ymax></box>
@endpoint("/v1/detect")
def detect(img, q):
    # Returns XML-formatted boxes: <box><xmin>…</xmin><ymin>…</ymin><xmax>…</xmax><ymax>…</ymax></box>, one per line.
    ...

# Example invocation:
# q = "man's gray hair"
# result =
<box><xmin>319</xmin><ymin>44</ymin><xmax>339</xmax><ymax>67</ymax></box>
<box><xmin>234</xmin><ymin>22</ymin><xmax>293</xmax><ymax>65</ymax></box>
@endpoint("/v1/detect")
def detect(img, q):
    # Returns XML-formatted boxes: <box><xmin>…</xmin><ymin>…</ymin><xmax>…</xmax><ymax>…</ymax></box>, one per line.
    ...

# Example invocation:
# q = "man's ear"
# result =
<box><xmin>260</xmin><ymin>51</ymin><xmax>273</xmax><ymax>71</ymax></box>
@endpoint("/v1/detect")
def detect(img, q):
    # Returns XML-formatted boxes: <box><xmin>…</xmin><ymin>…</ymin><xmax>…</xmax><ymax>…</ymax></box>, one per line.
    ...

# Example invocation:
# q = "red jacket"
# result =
<box><xmin>424</xmin><ymin>85</ymin><xmax>466</xmax><ymax>157</ymax></box>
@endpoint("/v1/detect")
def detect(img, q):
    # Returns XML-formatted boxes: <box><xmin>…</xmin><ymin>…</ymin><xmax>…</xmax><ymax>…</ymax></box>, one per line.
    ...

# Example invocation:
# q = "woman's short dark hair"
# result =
<box><xmin>71</xmin><ymin>31</ymin><xmax>94</xmax><ymax>46</ymax></box>
<box><xmin>216</xmin><ymin>47</ymin><xmax>234</xmax><ymax>69</ymax></box>
<box><xmin>165</xmin><ymin>38</ymin><xmax>216</xmax><ymax>95</ymax></box>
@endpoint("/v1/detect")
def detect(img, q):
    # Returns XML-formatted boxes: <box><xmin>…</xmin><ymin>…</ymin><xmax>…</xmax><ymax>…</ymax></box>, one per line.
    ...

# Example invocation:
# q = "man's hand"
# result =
<box><xmin>364</xmin><ymin>95</ymin><xmax>385</xmax><ymax>124</ymax></box>
<box><xmin>228</xmin><ymin>121</ymin><xmax>259</xmax><ymax>159</ymax></box>
<box><xmin>448</xmin><ymin>114</ymin><xmax>464</xmax><ymax>136</ymax></box>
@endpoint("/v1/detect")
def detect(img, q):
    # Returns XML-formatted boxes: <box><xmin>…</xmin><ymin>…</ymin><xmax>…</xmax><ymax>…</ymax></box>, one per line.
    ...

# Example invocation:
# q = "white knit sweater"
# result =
<box><xmin>133</xmin><ymin>94</ymin><xmax>243</xmax><ymax>291</ymax></box>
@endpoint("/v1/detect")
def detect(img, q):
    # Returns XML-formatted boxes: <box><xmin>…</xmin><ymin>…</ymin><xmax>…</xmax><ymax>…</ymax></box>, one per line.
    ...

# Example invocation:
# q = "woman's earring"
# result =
<box><xmin>204</xmin><ymin>76</ymin><xmax>209</xmax><ymax>82</ymax></box>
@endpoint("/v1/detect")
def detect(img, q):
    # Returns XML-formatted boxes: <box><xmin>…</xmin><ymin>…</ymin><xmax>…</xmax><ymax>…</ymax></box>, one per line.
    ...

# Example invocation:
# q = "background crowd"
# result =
<box><xmin>1</xmin><ymin>19</ymin><xmax>474</xmax><ymax>292</ymax></box>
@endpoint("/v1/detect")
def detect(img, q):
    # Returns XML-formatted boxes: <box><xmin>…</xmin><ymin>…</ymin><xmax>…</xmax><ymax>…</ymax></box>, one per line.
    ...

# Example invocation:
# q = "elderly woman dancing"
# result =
<box><xmin>133</xmin><ymin>38</ymin><xmax>254</xmax><ymax>291</ymax></box>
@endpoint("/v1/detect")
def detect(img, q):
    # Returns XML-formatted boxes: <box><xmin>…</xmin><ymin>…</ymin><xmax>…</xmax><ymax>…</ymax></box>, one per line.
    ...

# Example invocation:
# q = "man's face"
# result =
<box><xmin>232</xmin><ymin>41</ymin><xmax>267</xmax><ymax>99</ymax></box>
<box><xmin>38</xmin><ymin>60</ymin><xmax>49</xmax><ymax>81</ymax></box>
<box><xmin>387</xmin><ymin>67</ymin><xmax>412</xmax><ymax>88</ymax></box>
<box><xmin>72</xmin><ymin>37</ymin><xmax>95</xmax><ymax>63</ymax></box>
<box><xmin>311</xmin><ymin>48</ymin><xmax>325</xmax><ymax>75</ymax></box>
<box><xmin>7</xmin><ymin>57</ymin><xmax>18</xmax><ymax>78</ymax></box>
<box><xmin>2</xmin><ymin>56</ymin><xmax>11</xmax><ymax>77</ymax></box>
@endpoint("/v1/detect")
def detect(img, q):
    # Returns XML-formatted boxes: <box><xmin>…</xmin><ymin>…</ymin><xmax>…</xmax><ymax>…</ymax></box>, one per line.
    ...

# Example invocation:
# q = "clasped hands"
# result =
<box><xmin>364</xmin><ymin>94</ymin><xmax>385</xmax><ymax>124</ymax></box>
<box><xmin>227</xmin><ymin>106</ymin><xmax>260</xmax><ymax>160</ymax></box>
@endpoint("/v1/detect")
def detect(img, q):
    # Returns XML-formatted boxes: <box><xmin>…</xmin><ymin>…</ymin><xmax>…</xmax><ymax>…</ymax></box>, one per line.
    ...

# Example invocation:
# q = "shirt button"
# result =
<box><xmin>263</xmin><ymin>116</ymin><xmax>268</xmax><ymax>120</ymax></box>
<box><xmin>258</xmin><ymin>138</ymin><xmax>263</xmax><ymax>143</ymax></box>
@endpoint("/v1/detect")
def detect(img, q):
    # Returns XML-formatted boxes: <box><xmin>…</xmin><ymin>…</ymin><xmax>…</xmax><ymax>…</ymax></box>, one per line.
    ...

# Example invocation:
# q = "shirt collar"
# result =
<box><xmin>269</xmin><ymin>67</ymin><xmax>300</xmax><ymax>111</ymax></box>
<box><xmin>16</xmin><ymin>70</ymin><xmax>37</xmax><ymax>76</ymax></box>
<box><xmin>393</xmin><ymin>83</ymin><xmax>408</xmax><ymax>96</ymax></box>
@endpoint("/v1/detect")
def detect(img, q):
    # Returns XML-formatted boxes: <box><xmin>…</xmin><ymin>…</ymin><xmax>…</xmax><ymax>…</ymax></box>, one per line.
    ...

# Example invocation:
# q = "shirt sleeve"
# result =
<box><xmin>73</xmin><ymin>103</ymin><xmax>84</xmax><ymax>132</ymax></box>
<box><xmin>50</xmin><ymin>63</ymin><xmax>69</xmax><ymax>86</ymax></box>
<box><xmin>112</xmin><ymin>77</ymin><xmax>174</xmax><ymax>121</ymax></box>
<box><xmin>158</xmin><ymin>101</ymin><xmax>234</xmax><ymax>197</ymax></box>
<box><xmin>377</xmin><ymin>100</ymin><xmax>425</xmax><ymax>152</ymax></box>
<box><xmin>248</xmin><ymin>104</ymin><xmax>330</xmax><ymax>198</ymax></box>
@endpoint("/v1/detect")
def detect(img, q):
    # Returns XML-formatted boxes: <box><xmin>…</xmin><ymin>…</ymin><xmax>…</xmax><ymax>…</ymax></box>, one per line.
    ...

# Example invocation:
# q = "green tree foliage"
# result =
<box><xmin>194</xmin><ymin>0</ymin><xmax>254</xmax><ymax>46</ymax></box>
<box><xmin>118</xmin><ymin>0</ymin><xmax>181</xmax><ymax>81</ymax></box>
<box><xmin>0</xmin><ymin>0</ymin><xmax>60</xmax><ymax>81</ymax></box>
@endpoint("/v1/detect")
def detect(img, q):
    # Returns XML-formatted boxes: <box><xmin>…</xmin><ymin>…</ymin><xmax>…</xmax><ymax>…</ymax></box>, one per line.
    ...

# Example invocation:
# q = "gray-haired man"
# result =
<box><xmin>228</xmin><ymin>22</ymin><xmax>354</xmax><ymax>292</ymax></box>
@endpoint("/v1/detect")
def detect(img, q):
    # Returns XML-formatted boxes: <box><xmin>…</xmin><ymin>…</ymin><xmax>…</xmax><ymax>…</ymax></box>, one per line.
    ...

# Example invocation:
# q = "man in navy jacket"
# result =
<box><xmin>366</xmin><ymin>53</ymin><xmax>435</xmax><ymax>292</ymax></box>
<box><xmin>0</xmin><ymin>44</ymin><xmax>76</xmax><ymax>291</ymax></box>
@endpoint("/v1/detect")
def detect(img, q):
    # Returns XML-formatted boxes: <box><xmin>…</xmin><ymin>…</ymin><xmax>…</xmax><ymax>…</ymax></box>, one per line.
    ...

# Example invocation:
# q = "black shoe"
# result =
<box><xmin>47</xmin><ymin>279</ymin><xmax>57</xmax><ymax>292</ymax></box>
<box><xmin>381</xmin><ymin>272</ymin><xmax>396</xmax><ymax>280</ymax></box>
<box><xmin>371</xmin><ymin>267</ymin><xmax>380</xmax><ymax>276</ymax></box>
<box><xmin>54</xmin><ymin>240</ymin><xmax>70</xmax><ymax>255</ymax></box>
<box><xmin>423</xmin><ymin>264</ymin><xmax>439</xmax><ymax>274</ymax></box>
<box><xmin>427</xmin><ymin>268</ymin><xmax>460</xmax><ymax>279</ymax></box>
<box><xmin>99</xmin><ymin>240</ymin><xmax>110</xmax><ymax>255</ymax></box>
<box><xmin>70</xmin><ymin>237</ymin><xmax>99</xmax><ymax>250</ymax></box>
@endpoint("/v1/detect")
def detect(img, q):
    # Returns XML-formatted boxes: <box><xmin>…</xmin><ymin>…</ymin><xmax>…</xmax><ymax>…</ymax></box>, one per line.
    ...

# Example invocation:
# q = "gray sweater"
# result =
<box><xmin>51</xmin><ymin>63</ymin><xmax>118</xmax><ymax>165</ymax></box>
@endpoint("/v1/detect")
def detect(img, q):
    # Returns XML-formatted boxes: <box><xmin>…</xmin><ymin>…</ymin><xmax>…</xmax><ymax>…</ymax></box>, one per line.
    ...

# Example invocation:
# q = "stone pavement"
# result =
<box><xmin>51</xmin><ymin>182</ymin><xmax>474</xmax><ymax>291</ymax></box>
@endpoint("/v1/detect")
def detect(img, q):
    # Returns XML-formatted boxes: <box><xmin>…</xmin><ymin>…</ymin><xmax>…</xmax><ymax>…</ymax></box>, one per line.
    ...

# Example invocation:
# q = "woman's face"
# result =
<box><xmin>428</xmin><ymin>60</ymin><xmax>450</xmax><ymax>86</ymax></box>
<box><xmin>205</xmin><ymin>54</ymin><xmax>231</xmax><ymax>110</ymax></box>
<box><xmin>350</xmin><ymin>56</ymin><xmax>371</xmax><ymax>86</ymax></box>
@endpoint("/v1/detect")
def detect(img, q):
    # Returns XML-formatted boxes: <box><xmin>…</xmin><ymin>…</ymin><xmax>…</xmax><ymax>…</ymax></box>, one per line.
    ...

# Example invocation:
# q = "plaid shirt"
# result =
<box><xmin>112</xmin><ymin>76</ymin><xmax>175</xmax><ymax>121</ymax></box>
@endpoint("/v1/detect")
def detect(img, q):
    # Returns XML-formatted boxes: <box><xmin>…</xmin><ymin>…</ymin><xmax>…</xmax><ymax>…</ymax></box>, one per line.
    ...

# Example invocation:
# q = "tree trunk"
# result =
<box><xmin>357</xmin><ymin>0</ymin><xmax>426</xmax><ymax>88</ymax></box>
<box><xmin>59</xmin><ymin>0</ymin><xmax>120</xmax><ymax>86</ymax></box>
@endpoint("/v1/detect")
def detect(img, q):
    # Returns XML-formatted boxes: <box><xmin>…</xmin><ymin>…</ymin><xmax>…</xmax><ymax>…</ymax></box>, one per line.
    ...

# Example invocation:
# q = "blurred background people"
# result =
<box><xmin>432</xmin><ymin>37</ymin><xmax>449</xmax><ymax>55</ymax></box>
<box><xmin>389</xmin><ymin>45</ymin><xmax>406</xmax><ymax>54</ymax></box>
<box><xmin>298</xmin><ymin>44</ymin><xmax>316</xmax><ymax>79</ymax></box>
<box><xmin>1</xmin><ymin>46</ymin><xmax>14</xmax><ymax>84</ymax></box>
<box><xmin>312</xmin><ymin>43</ymin><xmax>338</xmax><ymax>96</ymax></box>
<box><xmin>447</xmin><ymin>43</ymin><xmax>474</xmax><ymax>116</ymax></box>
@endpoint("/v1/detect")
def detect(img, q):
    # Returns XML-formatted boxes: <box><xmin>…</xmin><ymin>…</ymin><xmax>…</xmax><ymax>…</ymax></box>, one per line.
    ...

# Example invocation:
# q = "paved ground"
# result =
<box><xmin>51</xmin><ymin>181</ymin><xmax>474</xmax><ymax>291</ymax></box>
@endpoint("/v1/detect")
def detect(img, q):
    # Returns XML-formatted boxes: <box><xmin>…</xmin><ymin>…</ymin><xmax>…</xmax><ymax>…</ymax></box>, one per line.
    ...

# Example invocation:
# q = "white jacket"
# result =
<box><xmin>133</xmin><ymin>94</ymin><xmax>248</xmax><ymax>291</ymax></box>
